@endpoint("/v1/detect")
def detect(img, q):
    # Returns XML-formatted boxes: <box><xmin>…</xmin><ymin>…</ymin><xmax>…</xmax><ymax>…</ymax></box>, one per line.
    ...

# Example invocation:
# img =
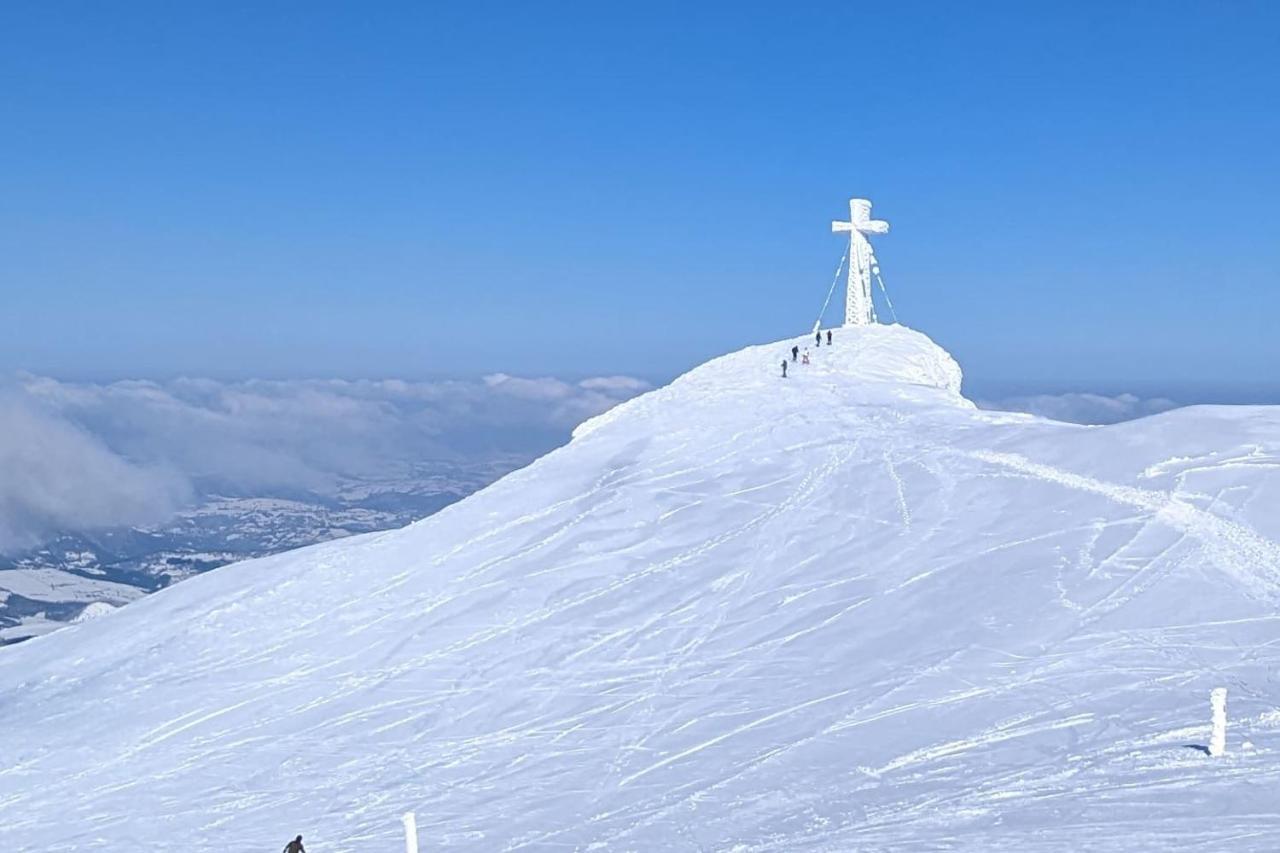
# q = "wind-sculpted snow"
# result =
<box><xmin>3</xmin><ymin>325</ymin><xmax>1280</xmax><ymax>851</ymax></box>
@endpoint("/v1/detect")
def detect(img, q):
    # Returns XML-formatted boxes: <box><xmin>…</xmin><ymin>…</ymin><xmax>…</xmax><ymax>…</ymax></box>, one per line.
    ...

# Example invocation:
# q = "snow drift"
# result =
<box><xmin>3</xmin><ymin>324</ymin><xmax>1280</xmax><ymax>851</ymax></box>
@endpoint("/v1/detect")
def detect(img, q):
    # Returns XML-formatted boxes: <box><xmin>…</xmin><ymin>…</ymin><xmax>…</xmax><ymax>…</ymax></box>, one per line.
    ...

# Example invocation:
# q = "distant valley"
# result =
<box><xmin>0</xmin><ymin>458</ymin><xmax>527</xmax><ymax>643</ymax></box>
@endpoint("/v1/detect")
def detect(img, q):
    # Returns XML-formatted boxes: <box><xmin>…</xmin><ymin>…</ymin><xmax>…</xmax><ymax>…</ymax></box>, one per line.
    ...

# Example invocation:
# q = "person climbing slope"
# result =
<box><xmin>802</xmin><ymin>350</ymin><xmax>810</xmax><ymax>365</ymax></box>
<box><xmin>827</xmin><ymin>329</ymin><xmax>832</xmax><ymax>345</ymax></box>
<box><xmin>781</xmin><ymin>360</ymin><xmax>788</xmax><ymax>378</ymax></box>
<box><xmin>283</xmin><ymin>835</ymin><xmax>306</xmax><ymax>853</ymax></box>
<box><xmin>815</xmin><ymin>330</ymin><xmax>822</xmax><ymax>347</ymax></box>
<box><xmin>791</xmin><ymin>345</ymin><xmax>799</xmax><ymax>362</ymax></box>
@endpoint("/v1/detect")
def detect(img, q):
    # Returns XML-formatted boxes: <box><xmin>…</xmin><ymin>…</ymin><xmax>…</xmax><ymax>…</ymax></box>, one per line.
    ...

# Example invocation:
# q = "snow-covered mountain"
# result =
<box><xmin>3</xmin><ymin>325</ymin><xmax>1280</xmax><ymax>851</ymax></box>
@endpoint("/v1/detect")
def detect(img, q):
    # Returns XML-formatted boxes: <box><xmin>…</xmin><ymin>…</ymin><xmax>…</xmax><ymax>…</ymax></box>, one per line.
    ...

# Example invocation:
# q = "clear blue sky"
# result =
<box><xmin>2</xmin><ymin>1</ymin><xmax>1277</xmax><ymax>389</ymax></box>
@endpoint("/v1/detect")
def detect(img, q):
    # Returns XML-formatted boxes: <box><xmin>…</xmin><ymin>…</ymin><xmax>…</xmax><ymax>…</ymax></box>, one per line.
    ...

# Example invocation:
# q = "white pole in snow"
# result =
<box><xmin>1209</xmin><ymin>687</ymin><xmax>1228</xmax><ymax>757</ymax></box>
<box><xmin>402</xmin><ymin>811</ymin><xmax>420</xmax><ymax>853</ymax></box>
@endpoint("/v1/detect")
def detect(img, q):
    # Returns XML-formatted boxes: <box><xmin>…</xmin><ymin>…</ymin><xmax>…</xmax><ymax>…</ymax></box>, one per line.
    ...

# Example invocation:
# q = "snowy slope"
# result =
<box><xmin>3</xmin><ymin>325</ymin><xmax>1280</xmax><ymax>851</ymax></box>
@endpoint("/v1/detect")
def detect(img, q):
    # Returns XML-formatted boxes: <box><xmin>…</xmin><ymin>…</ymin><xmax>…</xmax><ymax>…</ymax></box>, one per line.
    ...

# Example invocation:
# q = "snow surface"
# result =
<box><xmin>0</xmin><ymin>569</ymin><xmax>142</xmax><ymax>643</ymax></box>
<box><xmin>0</xmin><ymin>568</ymin><xmax>141</xmax><ymax>605</ymax></box>
<box><xmin>70</xmin><ymin>601</ymin><xmax>118</xmax><ymax>623</ymax></box>
<box><xmin>3</xmin><ymin>324</ymin><xmax>1280</xmax><ymax>851</ymax></box>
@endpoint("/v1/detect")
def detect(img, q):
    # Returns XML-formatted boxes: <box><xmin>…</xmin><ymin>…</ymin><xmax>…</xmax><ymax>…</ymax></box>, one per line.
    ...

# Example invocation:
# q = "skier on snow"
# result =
<box><xmin>791</xmin><ymin>345</ymin><xmax>799</xmax><ymax>362</ymax></box>
<box><xmin>815</xmin><ymin>330</ymin><xmax>821</xmax><ymax>347</ymax></box>
<box><xmin>827</xmin><ymin>329</ymin><xmax>832</xmax><ymax>345</ymax></box>
<box><xmin>781</xmin><ymin>360</ymin><xmax>788</xmax><ymax>378</ymax></box>
<box><xmin>283</xmin><ymin>835</ymin><xmax>306</xmax><ymax>853</ymax></box>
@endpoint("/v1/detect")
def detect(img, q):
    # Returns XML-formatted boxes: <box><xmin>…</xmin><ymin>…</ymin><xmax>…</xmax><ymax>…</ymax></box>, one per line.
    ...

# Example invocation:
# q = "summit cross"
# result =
<box><xmin>831</xmin><ymin>198</ymin><xmax>890</xmax><ymax>326</ymax></box>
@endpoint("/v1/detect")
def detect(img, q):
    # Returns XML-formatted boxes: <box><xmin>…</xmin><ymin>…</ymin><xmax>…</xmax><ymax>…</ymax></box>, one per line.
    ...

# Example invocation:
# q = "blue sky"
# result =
<box><xmin>2</xmin><ymin>1</ymin><xmax>1277</xmax><ymax>390</ymax></box>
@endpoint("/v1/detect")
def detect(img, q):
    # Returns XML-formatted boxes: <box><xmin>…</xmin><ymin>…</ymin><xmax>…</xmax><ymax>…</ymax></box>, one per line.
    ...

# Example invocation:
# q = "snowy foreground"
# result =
<box><xmin>4</xmin><ymin>325</ymin><xmax>1280</xmax><ymax>851</ymax></box>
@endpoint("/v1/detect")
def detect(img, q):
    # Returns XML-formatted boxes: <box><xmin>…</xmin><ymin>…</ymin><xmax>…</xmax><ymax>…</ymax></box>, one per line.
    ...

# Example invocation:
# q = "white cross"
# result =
<box><xmin>831</xmin><ymin>198</ymin><xmax>890</xmax><ymax>326</ymax></box>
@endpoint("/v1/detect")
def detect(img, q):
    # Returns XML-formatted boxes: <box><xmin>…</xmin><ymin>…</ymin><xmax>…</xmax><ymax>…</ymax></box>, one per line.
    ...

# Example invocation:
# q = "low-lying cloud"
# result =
<box><xmin>0</xmin><ymin>398</ymin><xmax>190</xmax><ymax>552</ymax></box>
<box><xmin>978</xmin><ymin>392</ymin><xmax>1180</xmax><ymax>425</ymax></box>
<box><xmin>2</xmin><ymin>374</ymin><xmax>1191</xmax><ymax>552</ymax></box>
<box><xmin>0</xmin><ymin>372</ymin><xmax>651</xmax><ymax>552</ymax></box>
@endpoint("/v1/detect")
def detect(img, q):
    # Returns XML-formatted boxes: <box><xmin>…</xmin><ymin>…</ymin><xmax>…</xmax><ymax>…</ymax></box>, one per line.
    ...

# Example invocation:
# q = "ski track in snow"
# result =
<box><xmin>969</xmin><ymin>449</ymin><xmax>1280</xmax><ymax>599</ymax></box>
<box><xmin>3</xmin><ymin>325</ymin><xmax>1280</xmax><ymax>851</ymax></box>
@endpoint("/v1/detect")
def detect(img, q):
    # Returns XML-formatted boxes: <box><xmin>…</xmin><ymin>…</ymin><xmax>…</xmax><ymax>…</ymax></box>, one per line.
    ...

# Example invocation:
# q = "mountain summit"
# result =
<box><xmin>3</xmin><ymin>325</ymin><xmax>1280</xmax><ymax>851</ymax></box>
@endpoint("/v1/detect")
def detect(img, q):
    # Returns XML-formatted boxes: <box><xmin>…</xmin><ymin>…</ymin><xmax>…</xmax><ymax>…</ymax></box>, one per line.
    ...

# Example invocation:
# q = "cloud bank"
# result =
<box><xmin>977</xmin><ymin>392</ymin><xmax>1180</xmax><ymax>425</ymax></box>
<box><xmin>0</xmin><ymin>372</ymin><xmax>651</xmax><ymax>552</ymax></box>
<box><xmin>1</xmin><ymin>373</ymin><xmax>1190</xmax><ymax>552</ymax></box>
<box><xmin>0</xmin><ymin>398</ymin><xmax>190</xmax><ymax>552</ymax></box>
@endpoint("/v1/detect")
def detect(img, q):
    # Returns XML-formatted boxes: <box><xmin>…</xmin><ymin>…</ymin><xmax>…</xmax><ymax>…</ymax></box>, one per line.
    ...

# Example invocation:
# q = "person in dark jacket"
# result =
<box><xmin>284</xmin><ymin>836</ymin><xmax>306</xmax><ymax>853</ymax></box>
<box><xmin>781</xmin><ymin>360</ymin><xmax>788</xmax><ymax>378</ymax></box>
<box><xmin>791</xmin><ymin>345</ymin><xmax>799</xmax><ymax>362</ymax></box>
<box><xmin>827</xmin><ymin>329</ymin><xmax>832</xmax><ymax>345</ymax></box>
<box><xmin>815</xmin><ymin>330</ymin><xmax>822</xmax><ymax>346</ymax></box>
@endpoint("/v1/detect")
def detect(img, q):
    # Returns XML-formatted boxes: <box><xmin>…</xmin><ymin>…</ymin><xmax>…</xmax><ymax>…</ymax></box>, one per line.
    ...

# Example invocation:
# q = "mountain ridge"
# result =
<box><xmin>3</xmin><ymin>325</ymin><xmax>1280</xmax><ymax>851</ymax></box>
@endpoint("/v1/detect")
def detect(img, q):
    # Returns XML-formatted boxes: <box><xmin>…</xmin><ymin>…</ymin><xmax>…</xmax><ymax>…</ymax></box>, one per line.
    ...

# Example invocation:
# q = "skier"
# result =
<box><xmin>815</xmin><ymin>330</ymin><xmax>822</xmax><ymax>347</ymax></box>
<box><xmin>827</xmin><ymin>329</ymin><xmax>832</xmax><ymax>345</ymax></box>
<box><xmin>802</xmin><ymin>350</ymin><xmax>810</xmax><ymax>365</ymax></box>
<box><xmin>781</xmin><ymin>360</ymin><xmax>788</xmax><ymax>378</ymax></box>
<box><xmin>283</xmin><ymin>836</ymin><xmax>306</xmax><ymax>853</ymax></box>
<box><xmin>791</xmin><ymin>345</ymin><xmax>799</xmax><ymax>362</ymax></box>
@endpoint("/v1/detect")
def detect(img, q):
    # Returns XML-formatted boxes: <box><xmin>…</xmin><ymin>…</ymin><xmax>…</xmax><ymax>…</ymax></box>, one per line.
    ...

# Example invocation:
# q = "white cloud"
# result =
<box><xmin>483</xmin><ymin>374</ymin><xmax>577</xmax><ymax>401</ymax></box>
<box><xmin>978</xmin><ymin>392</ymin><xmax>1180</xmax><ymax>425</ymax></box>
<box><xmin>0</xmin><ymin>395</ymin><xmax>190</xmax><ymax>552</ymax></box>
<box><xmin>0</xmin><ymin>372</ymin><xmax>651</xmax><ymax>552</ymax></box>
<box><xmin>578</xmin><ymin>376</ymin><xmax>652</xmax><ymax>393</ymax></box>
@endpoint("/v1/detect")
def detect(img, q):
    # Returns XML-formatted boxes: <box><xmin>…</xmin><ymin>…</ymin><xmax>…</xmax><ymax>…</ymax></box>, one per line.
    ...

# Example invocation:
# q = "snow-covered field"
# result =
<box><xmin>0</xmin><ymin>568</ymin><xmax>141</xmax><ymax>604</ymax></box>
<box><xmin>3</xmin><ymin>325</ymin><xmax>1280</xmax><ymax>851</ymax></box>
<box><xmin>0</xmin><ymin>569</ymin><xmax>141</xmax><ymax>643</ymax></box>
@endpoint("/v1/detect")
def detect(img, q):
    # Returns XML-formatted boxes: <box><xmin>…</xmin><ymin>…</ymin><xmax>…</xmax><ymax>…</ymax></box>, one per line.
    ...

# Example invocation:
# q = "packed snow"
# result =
<box><xmin>2</xmin><ymin>324</ymin><xmax>1280</xmax><ymax>851</ymax></box>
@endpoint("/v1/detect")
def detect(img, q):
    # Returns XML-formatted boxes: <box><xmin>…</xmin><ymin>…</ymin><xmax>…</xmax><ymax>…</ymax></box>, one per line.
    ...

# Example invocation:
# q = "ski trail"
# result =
<box><xmin>870</xmin><ymin>711</ymin><xmax>1095</xmax><ymax>775</ymax></box>
<box><xmin>970</xmin><ymin>450</ymin><xmax>1280</xmax><ymax>600</ymax></box>
<box><xmin>884</xmin><ymin>449</ymin><xmax>912</xmax><ymax>530</ymax></box>
<box><xmin>128</xmin><ymin>695</ymin><xmax>266</xmax><ymax>755</ymax></box>
<box><xmin>617</xmin><ymin>687</ymin><xmax>855</xmax><ymax>787</ymax></box>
